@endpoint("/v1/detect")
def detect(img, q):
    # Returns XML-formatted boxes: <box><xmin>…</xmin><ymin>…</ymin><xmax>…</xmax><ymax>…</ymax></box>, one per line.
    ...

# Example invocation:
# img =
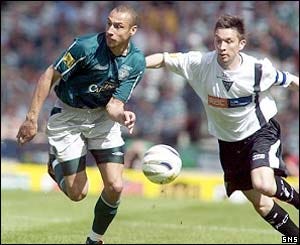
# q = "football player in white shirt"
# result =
<box><xmin>146</xmin><ymin>14</ymin><xmax>299</xmax><ymax>238</ymax></box>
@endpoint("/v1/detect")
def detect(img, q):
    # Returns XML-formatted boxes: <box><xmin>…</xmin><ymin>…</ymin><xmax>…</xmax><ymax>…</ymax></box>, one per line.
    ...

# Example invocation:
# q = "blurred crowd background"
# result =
<box><xmin>1</xmin><ymin>1</ymin><xmax>299</xmax><ymax>175</ymax></box>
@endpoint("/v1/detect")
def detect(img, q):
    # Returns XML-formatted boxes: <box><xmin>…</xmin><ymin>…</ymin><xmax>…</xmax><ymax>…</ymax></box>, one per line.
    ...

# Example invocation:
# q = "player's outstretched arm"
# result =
<box><xmin>106</xmin><ymin>97</ymin><xmax>136</xmax><ymax>134</ymax></box>
<box><xmin>145</xmin><ymin>53</ymin><xmax>165</xmax><ymax>69</ymax></box>
<box><xmin>288</xmin><ymin>73</ymin><xmax>299</xmax><ymax>91</ymax></box>
<box><xmin>16</xmin><ymin>65</ymin><xmax>61</xmax><ymax>145</ymax></box>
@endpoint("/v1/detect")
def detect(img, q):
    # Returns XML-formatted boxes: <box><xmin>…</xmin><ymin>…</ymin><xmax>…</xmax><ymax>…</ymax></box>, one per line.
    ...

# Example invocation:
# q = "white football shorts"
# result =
<box><xmin>46</xmin><ymin>99</ymin><xmax>124</xmax><ymax>162</ymax></box>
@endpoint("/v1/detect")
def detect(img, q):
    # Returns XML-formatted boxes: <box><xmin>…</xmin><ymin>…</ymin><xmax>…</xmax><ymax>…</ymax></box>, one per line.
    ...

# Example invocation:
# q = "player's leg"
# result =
<box><xmin>47</xmin><ymin>153</ymin><xmax>56</xmax><ymax>182</ymax></box>
<box><xmin>84</xmin><ymin>113</ymin><xmax>125</xmax><ymax>244</ymax></box>
<box><xmin>48</xmin><ymin>152</ymin><xmax>89</xmax><ymax>201</ymax></box>
<box><xmin>251</xmin><ymin>166</ymin><xmax>299</xmax><ymax>209</ymax></box>
<box><xmin>86</xmin><ymin>146</ymin><xmax>125</xmax><ymax>244</ymax></box>
<box><xmin>46</xmin><ymin>110</ymin><xmax>89</xmax><ymax>200</ymax></box>
<box><xmin>249</xmin><ymin>118</ymin><xmax>299</xmax><ymax>209</ymax></box>
<box><xmin>243</xmin><ymin>189</ymin><xmax>299</xmax><ymax>237</ymax></box>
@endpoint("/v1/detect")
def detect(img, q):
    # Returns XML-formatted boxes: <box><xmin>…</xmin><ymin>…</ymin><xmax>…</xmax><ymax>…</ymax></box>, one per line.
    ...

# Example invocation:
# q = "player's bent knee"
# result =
<box><xmin>67</xmin><ymin>188</ymin><xmax>88</xmax><ymax>202</ymax></box>
<box><xmin>252</xmin><ymin>181</ymin><xmax>275</xmax><ymax>196</ymax></box>
<box><xmin>65</xmin><ymin>179</ymin><xmax>89</xmax><ymax>202</ymax></box>
<box><xmin>111</xmin><ymin>182</ymin><xmax>123</xmax><ymax>195</ymax></box>
<box><xmin>68</xmin><ymin>193</ymin><xmax>87</xmax><ymax>202</ymax></box>
<box><xmin>106</xmin><ymin>181</ymin><xmax>123</xmax><ymax>195</ymax></box>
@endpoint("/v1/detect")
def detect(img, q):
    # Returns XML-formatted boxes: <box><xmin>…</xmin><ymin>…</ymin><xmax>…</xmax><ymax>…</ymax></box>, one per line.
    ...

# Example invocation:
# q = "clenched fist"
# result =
<box><xmin>16</xmin><ymin>119</ymin><xmax>38</xmax><ymax>145</ymax></box>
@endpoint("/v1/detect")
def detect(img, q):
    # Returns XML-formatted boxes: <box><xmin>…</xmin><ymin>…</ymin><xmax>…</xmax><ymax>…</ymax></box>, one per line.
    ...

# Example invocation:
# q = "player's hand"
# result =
<box><xmin>124</xmin><ymin>111</ymin><xmax>136</xmax><ymax>134</ymax></box>
<box><xmin>16</xmin><ymin>119</ymin><xmax>38</xmax><ymax>145</ymax></box>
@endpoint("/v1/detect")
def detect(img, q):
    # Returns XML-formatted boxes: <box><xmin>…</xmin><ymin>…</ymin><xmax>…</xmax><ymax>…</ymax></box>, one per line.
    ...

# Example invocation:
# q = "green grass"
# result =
<box><xmin>1</xmin><ymin>190</ymin><xmax>298</xmax><ymax>244</ymax></box>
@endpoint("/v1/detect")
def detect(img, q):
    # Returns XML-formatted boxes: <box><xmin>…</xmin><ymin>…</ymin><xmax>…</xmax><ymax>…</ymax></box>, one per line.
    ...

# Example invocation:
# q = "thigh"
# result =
<box><xmin>218</xmin><ymin>139</ymin><xmax>252</xmax><ymax>196</ymax></box>
<box><xmin>87</xmin><ymin>118</ymin><xmax>124</xmax><ymax>150</ymax></box>
<box><xmin>97</xmin><ymin>162</ymin><xmax>124</xmax><ymax>186</ymax></box>
<box><xmin>64</xmin><ymin>170</ymin><xmax>88</xmax><ymax>191</ymax></box>
<box><xmin>50</xmin><ymin>154</ymin><xmax>89</xmax><ymax>198</ymax></box>
<box><xmin>47</xmin><ymin>107</ymin><xmax>89</xmax><ymax>189</ymax></box>
<box><xmin>250</xmin><ymin>166</ymin><xmax>275</xmax><ymax>186</ymax></box>
<box><xmin>87</xmin><ymin>114</ymin><xmax>125</xmax><ymax>166</ymax></box>
<box><xmin>47</xmin><ymin>108</ymin><xmax>88</xmax><ymax>162</ymax></box>
<box><xmin>250</xmin><ymin>166</ymin><xmax>277</xmax><ymax>195</ymax></box>
<box><xmin>49</xmin><ymin>134</ymin><xmax>87</xmax><ymax>162</ymax></box>
<box><xmin>218</xmin><ymin>139</ymin><xmax>250</xmax><ymax>175</ymax></box>
<box><xmin>250</xmin><ymin>118</ymin><xmax>287</xmax><ymax>177</ymax></box>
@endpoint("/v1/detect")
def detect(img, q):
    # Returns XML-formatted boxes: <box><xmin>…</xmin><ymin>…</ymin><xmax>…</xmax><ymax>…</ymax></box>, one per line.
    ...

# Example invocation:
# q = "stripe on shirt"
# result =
<box><xmin>269</xmin><ymin>139</ymin><xmax>281</xmax><ymax>168</ymax></box>
<box><xmin>60</xmin><ymin>56</ymin><xmax>86</xmax><ymax>77</ymax></box>
<box><xmin>54</xmin><ymin>41</ymin><xmax>87</xmax><ymax>78</ymax></box>
<box><xmin>274</xmin><ymin>70</ymin><xmax>287</xmax><ymax>86</ymax></box>
<box><xmin>126</xmin><ymin>71</ymin><xmax>143</xmax><ymax>102</ymax></box>
<box><xmin>254</xmin><ymin>63</ymin><xmax>267</xmax><ymax>127</ymax></box>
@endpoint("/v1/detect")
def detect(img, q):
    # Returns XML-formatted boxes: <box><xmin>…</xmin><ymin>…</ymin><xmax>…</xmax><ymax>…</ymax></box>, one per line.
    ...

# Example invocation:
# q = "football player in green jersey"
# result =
<box><xmin>16</xmin><ymin>5</ymin><xmax>145</xmax><ymax>244</ymax></box>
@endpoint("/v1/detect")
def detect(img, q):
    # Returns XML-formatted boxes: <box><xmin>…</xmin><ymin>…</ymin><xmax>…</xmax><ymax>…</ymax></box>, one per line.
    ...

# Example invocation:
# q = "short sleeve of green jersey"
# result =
<box><xmin>113</xmin><ymin>56</ymin><xmax>146</xmax><ymax>103</ymax></box>
<box><xmin>53</xmin><ymin>39</ymin><xmax>87</xmax><ymax>81</ymax></box>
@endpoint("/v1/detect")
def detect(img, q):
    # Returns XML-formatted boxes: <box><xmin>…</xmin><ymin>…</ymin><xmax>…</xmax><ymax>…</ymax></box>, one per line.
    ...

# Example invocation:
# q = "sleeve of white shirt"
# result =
<box><xmin>163</xmin><ymin>51</ymin><xmax>202</xmax><ymax>81</ymax></box>
<box><xmin>260</xmin><ymin>58</ymin><xmax>293</xmax><ymax>91</ymax></box>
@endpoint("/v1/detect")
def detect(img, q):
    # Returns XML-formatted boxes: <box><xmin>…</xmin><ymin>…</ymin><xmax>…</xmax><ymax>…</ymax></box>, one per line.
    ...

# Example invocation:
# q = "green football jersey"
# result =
<box><xmin>53</xmin><ymin>32</ymin><xmax>145</xmax><ymax>108</ymax></box>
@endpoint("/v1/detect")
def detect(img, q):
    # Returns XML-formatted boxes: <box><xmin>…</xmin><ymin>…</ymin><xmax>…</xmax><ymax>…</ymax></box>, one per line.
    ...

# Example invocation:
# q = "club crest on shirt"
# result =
<box><xmin>217</xmin><ymin>72</ymin><xmax>234</xmax><ymax>92</ymax></box>
<box><xmin>222</xmin><ymin>80</ymin><xmax>233</xmax><ymax>91</ymax></box>
<box><xmin>118</xmin><ymin>64</ymin><xmax>132</xmax><ymax>80</ymax></box>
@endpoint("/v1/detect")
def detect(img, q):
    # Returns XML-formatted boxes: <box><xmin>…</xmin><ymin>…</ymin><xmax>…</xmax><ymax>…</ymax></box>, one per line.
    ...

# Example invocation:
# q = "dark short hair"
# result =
<box><xmin>214</xmin><ymin>14</ymin><xmax>246</xmax><ymax>40</ymax></box>
<box><xmin>113</xmin><ymin>5</ymin><xmax>139</xmax><ymax>27</ymax></box>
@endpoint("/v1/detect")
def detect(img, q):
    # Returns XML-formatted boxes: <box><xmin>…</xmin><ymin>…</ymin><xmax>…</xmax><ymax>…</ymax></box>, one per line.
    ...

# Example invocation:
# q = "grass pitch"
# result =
<box><xmin>1</xmin><ymin>189</ymin><xmax>298</xmax><ymax>244</ymax></box>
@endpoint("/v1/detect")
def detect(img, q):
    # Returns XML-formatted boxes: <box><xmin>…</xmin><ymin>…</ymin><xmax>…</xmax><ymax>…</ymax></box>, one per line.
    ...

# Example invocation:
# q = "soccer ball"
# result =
<box><xmin>142</xmin><ymin>144</ymin><xmax>182</xmax><ymax>184</ymax></box>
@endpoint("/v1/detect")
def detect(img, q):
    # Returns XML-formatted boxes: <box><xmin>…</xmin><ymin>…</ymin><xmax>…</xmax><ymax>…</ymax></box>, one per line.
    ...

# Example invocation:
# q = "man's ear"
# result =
<box><xmin>239</xmin><ymin>39</ymin><xmax>246</xmax><ymax>51</ymax></box>
<box><xmin>130</xmin><ymin>25</ymin><xmax>137</xmax><ymax>36</ymax></box>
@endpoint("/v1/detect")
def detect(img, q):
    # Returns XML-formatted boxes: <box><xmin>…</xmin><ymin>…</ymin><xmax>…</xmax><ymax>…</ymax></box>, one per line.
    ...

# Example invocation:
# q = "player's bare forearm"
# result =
<box><xmin>26</xmin><ymin>65</ymin><xmax>59</xmax><ymax>122</ymax></box>
<box><xmin>288</xmin><ymin>74</ymin><xmax>299</xmax><ymax>91</ymax></box>
<box><xmin>106</xmin><ymin>97</ymin><xmax>136</xmax><ymax>134</ymax></box>
<box><xmin>145</xmin><ymin>53</ymin><xmax>165</xmax><ymax>68</ymax></box>
<box><xmin>17</xmin><ymin>65</ymin><xmax>60</xmax><ymax>145</ymax></box>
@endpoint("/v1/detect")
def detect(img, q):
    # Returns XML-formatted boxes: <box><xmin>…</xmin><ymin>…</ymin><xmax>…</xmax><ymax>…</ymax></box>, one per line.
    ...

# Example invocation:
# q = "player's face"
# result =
<box><xmin>105</xmin><ymin>10</ymin><xmax>137</xmax><ymax>49</ymax></box>
<box><xmin>214</xmin><ymin>28</ymin><xmax>246</xmax><ymax>69</ymax></box>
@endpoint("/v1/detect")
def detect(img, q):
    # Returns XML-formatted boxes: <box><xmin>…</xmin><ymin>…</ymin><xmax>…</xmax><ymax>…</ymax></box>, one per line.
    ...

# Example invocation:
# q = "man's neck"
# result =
<box><xmin>110</xmin><ymin>42</ymin><xmax>130</xmax><ymax>56</ymax></box>
<box><xmin>223</xmin><ymin>54</ymin><xmax>242</xmax><ymax>70</ymax></box>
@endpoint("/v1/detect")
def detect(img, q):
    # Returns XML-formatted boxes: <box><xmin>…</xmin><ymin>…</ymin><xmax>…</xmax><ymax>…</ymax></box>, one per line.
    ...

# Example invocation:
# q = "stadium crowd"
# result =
<box><xmin>1</xmin><ymin>1</ymin><xmax>299</xmax><ymax>175</ymax></box>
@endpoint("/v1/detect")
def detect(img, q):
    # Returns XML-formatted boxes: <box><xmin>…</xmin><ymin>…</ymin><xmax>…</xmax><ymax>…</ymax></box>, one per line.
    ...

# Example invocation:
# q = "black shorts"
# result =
<box><xmin>218</xmin><ymin>118</ymin><xmax>288</xmax><ymax>197</ymax></box>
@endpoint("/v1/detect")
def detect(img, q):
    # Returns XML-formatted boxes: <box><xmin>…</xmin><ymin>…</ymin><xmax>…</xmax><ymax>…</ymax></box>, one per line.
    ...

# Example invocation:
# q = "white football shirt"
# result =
<box><xmin>164</xmin><ymin>51</ymin><xmax>292</xmax><ymax>142</ymax></box>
